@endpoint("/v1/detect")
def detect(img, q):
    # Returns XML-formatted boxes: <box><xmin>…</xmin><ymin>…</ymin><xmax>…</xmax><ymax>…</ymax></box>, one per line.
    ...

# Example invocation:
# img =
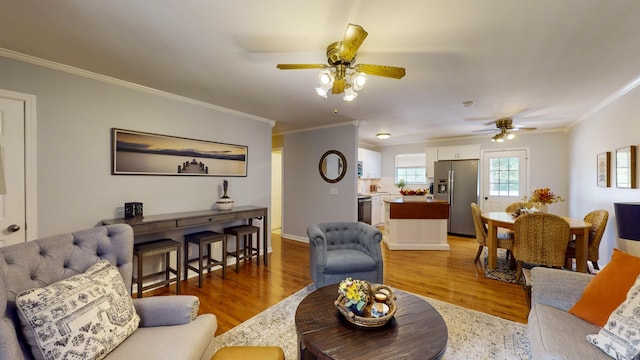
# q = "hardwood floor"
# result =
<box><xmin>147</xmin><ymin>232</ymin><xmax>530</xmax><ymax>336</ymax></box>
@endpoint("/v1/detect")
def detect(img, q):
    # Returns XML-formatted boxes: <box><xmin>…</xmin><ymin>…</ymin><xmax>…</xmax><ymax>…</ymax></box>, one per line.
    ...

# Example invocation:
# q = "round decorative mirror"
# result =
<box><xmin>319</xmin><ymin>150</ymin><xmax>347</xmax><ymax>183</ymax></box>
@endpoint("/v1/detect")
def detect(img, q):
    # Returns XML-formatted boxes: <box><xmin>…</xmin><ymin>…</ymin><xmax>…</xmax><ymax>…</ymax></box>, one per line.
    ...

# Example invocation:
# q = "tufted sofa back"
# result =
<box><xmin>0</xmin><ymin>224</ymin><xmax>134</xmax><ymax>360</ymax></box>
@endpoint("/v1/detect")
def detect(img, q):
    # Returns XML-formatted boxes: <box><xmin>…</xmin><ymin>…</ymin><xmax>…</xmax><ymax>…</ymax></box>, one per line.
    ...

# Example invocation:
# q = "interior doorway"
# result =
<box><xmin>271</xmin><ymin>148</ymin><xmax>282</xmax><ymax>233</ymax></box>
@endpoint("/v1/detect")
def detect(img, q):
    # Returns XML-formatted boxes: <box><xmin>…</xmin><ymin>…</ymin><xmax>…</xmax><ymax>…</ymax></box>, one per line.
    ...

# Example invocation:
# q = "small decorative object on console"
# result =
<box><xmin>335</xmin><ymin>278</ymin><xmax>397</xmax><ymax>327</ymax></box>
<box><xmin>124</xmin><ymin>202</ymin><xmax>143</xmax><ymax>218</ymax></box>
<box><xmin>216</xmin><ymin>179</ymin><xmax>235</xmax><ymax>210</ymax></box>
<box><xmin>522</xmin><ymin>187</ymin><xmax>564</xmax><ymax>212</ymax></box>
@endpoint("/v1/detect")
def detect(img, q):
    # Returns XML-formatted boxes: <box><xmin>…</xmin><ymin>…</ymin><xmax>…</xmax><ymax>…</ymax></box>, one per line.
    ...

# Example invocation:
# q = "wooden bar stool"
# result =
<box><xmin>133</xmin><ymin>238</ymin><xmax>181</xmax><ymax>298</ymax></box>
<box><xmin>224</xmin><ymin>225</ymin><xmax>260</xmax><ymax>273</ymax></box>
<box><xmin>184</xmin><ymin>230</ymin><xmax>226</xmax><ymax>287</ymax></box>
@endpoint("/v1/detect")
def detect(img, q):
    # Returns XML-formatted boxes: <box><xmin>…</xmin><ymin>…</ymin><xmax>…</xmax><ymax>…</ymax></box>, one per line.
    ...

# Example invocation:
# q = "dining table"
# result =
<box><xmin>481</xmin><ymin>212</ymin><xmax>592</xmax><ymax>273</ymax></box>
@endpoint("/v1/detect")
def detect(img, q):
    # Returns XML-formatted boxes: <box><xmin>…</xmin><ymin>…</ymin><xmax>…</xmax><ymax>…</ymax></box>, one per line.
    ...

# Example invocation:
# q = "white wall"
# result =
<box><xmin>569</xmin><ymin>84</ymin><xmax>640</xmax><ymax>264</ymax></box>
<box><xmin>280</xmin><ymin>124</ymin><xmax>358</xmax><ymax>240</ymax></box>
<box><xmin>0</xmin><ymin>56</ymin><xmax>273</xmax><ymax>238</ymax></box>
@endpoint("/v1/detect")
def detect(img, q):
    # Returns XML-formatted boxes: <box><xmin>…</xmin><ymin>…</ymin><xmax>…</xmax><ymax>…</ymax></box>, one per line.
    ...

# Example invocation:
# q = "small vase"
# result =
<box><xmin>537</xmin><ymin>204</ymin><xmax>548</xmax><ymax>213</ymax></box>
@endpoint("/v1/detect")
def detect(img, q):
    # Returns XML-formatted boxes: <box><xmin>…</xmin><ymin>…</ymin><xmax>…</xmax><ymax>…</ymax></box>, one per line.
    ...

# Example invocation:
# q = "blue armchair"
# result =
<box><xmin>307</xmin><ymin>222</ymin><xmax>383</xmax><ymax>288</ymax></box>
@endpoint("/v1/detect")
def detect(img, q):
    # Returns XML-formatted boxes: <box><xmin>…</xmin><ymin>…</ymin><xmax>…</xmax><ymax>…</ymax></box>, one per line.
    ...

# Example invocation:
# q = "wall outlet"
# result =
<box><xmin>330</xmin><ymin>187</ymin><xmax>339</xmax><ymax>195</ymax></box>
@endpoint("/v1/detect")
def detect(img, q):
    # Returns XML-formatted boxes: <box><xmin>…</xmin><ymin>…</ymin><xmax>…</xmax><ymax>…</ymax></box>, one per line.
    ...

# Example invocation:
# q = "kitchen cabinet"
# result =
<box><xmin>371</xmin><ymin>195</ymin><xmax>381</xmax><ymax>225</ymax></box>
<box><xmin>358</xmin><ymin>148</ymin><xmax>382</xmax><ymax>178</ymax></box>
<box><xmin>425</xmin><ymin>147</ymin><xmax>438</xmax><ymax>177</ymax></box>
<box><xmin>436</xmin><ymin>144</ymin><xmax>481</xmax><ymax>161</ymax></box>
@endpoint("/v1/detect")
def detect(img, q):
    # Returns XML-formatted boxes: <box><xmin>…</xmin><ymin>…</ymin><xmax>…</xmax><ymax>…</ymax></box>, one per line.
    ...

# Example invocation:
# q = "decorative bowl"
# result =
<box><xmin>335</xmin><ymin>284</ymin><xmax>397</xmax><ymax>328</ymax></box>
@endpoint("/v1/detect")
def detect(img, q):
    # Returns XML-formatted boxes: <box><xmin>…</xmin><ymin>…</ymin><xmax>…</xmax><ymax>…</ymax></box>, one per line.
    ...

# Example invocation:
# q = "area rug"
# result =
<box><xmin>213</xmin><ymin>285</ymin><xmax>531</xmax><ymax>359</ymax></box>
<box><xmin>483</xmin><ymin>248</ymin><xmax>520</xmax><ymax>284</ymax></box>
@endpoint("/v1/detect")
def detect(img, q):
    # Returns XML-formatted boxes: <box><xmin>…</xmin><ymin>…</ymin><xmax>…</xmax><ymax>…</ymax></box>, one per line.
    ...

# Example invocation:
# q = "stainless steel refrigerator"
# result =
<box><xmin>434</xmin><ymin>159</ymin><xmax>479</xmax><ymax>236</ymax></box>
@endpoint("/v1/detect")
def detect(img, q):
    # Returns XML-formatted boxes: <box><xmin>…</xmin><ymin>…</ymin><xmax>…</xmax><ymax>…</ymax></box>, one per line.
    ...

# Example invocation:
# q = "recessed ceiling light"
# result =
<box><xmin>376</xmin><ymin>133</ymin><xmax>391</xmax><ymax>140</ymax></box>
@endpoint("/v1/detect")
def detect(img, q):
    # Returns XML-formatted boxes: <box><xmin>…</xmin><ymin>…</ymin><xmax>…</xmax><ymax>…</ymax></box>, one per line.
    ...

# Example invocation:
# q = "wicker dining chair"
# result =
<box><xmin>470</xmin><ymin>203</ymin><xmax>514</xmax><ymax>264</ymax></box>
<box><xmin>512</xmin><ymin>212</ymin><xmax>571</xmax><ymax>284</ymax></box>
<box><xmin>565</xmin><ymin>209</ymin><xmax>609</xmax><ymax>272</ymax></box>
<box><xmin>505</xmin><ymin>201</ymin><xmax>535</xmax><ymax>214</ymax></box>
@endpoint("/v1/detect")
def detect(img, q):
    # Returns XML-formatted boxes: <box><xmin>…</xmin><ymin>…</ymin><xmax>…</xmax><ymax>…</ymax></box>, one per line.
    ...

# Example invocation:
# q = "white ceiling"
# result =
<box><xmin>1</xmin><ymin>0</ymin><xmax>640</xmax><ymax>145</ymax></box>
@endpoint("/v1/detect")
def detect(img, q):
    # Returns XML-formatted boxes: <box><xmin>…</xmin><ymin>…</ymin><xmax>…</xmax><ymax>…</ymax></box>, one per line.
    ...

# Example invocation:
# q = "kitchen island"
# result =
<box><xmin>383</xmin><ymin>198</ymin><xmax>450</xmax><ymax>250</ymax></box>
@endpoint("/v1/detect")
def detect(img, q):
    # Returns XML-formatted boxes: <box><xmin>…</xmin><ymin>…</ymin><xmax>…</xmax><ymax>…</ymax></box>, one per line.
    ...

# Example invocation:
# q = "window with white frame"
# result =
<box><xmin>395</xmin><ymin>153</ymin><xmax>426</xmax><ymax>184</ymax></box>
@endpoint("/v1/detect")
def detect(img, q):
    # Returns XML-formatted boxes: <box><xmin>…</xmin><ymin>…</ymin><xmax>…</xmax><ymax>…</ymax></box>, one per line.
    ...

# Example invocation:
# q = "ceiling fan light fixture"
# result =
<box><xmin>506</xmin><ymin>132</ymin><xmax>516</xmax><ymax>140</ymax></box>
<box><xmin>315</xmin><ymin>86</ymin><xmax>329</xmax><ymax>98</ymax></box>
<box><xmin>343</xmin><ymin>87</ymin><xmax>358</xmax><ymax>101</ymax></box>
<box><xmin>318</xmin><ymin>69</ymin><xmax>334</xmax><ymax>86</ymax></box>
<box><xmin>491</xmin><ymin>133</ymin><xmax>504</xmax><ymax>142</ymax></box>
<box><xmin>376</xmin><ymin>132</ymin><xmax>391</xmax><ymax>140</ymax></box>
<box><xmin>352</xmin><ymin>72</ymin><xmax>367</xmax><ymax>91</ymax></box>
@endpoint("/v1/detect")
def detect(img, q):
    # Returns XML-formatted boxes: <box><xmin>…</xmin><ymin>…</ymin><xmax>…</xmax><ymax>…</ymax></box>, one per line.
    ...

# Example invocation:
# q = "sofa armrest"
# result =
<box><xmin>530</xmin><ymin>267</ymin><xmax>594</xmax><ymax>311</ymax></box>
<box><xmin>133</xmin><ymin>295</ymin><xmax>200</xmax><ymax>327</ymax></box>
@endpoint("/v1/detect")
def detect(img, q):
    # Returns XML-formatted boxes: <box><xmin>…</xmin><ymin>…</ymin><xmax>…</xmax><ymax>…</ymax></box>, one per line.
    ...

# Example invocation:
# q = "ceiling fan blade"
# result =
<box><xmin>276</xmin><ymin>64</ymin><xmax>328</xmax><ymax>70</ymax></box>
<box><xmin>338</xmin><ymin>24</ymin><xmax>368</xmax><ymax>63</ymax></box>
<box><xmin>511</xmin><ymin>126</ymin><xmax>537</xmax><ymax>131</ymax></box>
<box><xmin>355</xmin><ymin>64</ymin><xmax>406</xmax><ymax>79</ymax></box>
<box><xmin>472</xmin><ymin>129</ymin><xmax>500</xmax><ymax>133</ymax></box>
<box><xmin>332</xmin><ymin>79</ymin><xmax>346</xmax><ymax>94</ymax></box>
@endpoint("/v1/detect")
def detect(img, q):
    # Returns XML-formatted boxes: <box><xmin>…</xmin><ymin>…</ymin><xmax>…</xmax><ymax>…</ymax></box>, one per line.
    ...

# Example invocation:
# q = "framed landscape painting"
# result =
<box><xmin>597</xmin><ymin>151</ymin><xmax>610</xmax><ymax>187</ymax></box>
<box><xmin>112</xmin><ymin>128</ymin><xmax>247</xmax><ymax>176</ymax></box>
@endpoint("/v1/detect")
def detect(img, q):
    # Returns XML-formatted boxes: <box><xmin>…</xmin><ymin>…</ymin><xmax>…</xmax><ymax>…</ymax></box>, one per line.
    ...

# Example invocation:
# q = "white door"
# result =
<box><xmin>481</xmin><ymin>149</ymin><xmax>528</xmax><ymax>212</ymax></box>
<box><xmin>270</xmin><ymin>149</ymin><xmax>282</xmax><ymax>231</ymax></box>
<box><xmin>0</xmin><ymin>97</ymin><xmax>26</xmax><ymax>246</ymax></box>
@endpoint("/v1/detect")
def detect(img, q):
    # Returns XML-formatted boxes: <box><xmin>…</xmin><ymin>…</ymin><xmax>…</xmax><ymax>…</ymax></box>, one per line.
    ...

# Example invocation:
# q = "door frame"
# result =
<box><xmin>480</xmin><ymin>147</ymin><xmax>530</xmax><ymax>212</ymax></box>
<box><xmin>0</xmin><ymin>89</ymin><xmax>37</xmax><ymax>240</ymax></box>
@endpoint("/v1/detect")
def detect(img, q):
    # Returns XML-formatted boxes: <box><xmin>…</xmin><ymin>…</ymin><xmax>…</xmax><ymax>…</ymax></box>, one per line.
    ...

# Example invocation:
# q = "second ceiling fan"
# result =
<box><xmin>276</xmin><ymin>23</ymin><xmax>406</xmax><ymax>101</ymax></box>
<box><xmin>474</xmin><ymin>118</ymin><xmax>537</xmax><ymax>142</ymax></box>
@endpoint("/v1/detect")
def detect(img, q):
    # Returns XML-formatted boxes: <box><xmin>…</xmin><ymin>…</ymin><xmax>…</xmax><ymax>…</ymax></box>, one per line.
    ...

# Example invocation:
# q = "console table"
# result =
<box><xmin>102</xmin><ymin>205</ymin><xmax>269</xmax><ymax>265</ymax></box>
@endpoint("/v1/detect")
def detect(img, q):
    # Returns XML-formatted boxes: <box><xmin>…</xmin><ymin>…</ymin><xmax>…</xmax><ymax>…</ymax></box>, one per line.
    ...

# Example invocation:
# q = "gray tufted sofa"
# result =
<box><xmin>307</xmin><ymin>222</ymin><xmax>383</xmax><ymax>288</ymax></box>
<box><xmin>0</xmin><ymin>224</ymin><xmax>217</xmax><ymax>360</ymax></box>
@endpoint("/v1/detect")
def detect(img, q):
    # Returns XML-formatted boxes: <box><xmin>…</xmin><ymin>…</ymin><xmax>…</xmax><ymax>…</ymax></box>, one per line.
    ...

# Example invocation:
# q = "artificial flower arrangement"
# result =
<box><xmin>338</xmin><ymin>277</ymin><xmax>370</xmax><ymax>315</ymax></box>
<box><xmin>522</xmin><ymin>187</ymin><xmax>565</xmax><ymax>206</ymax></box>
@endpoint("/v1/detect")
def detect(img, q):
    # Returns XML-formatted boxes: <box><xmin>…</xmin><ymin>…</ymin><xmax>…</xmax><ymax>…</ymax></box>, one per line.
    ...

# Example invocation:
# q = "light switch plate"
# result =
<box><xmin>330</xmin><ymin>188</ymin><xmax>338</xmax><ymax>195</ymax></box>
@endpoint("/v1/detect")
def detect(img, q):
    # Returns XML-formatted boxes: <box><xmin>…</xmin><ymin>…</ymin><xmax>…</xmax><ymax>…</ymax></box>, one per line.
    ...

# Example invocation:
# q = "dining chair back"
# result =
<box><xmin>470</xmin><ymin>203</ymin><xmax>514</xmax><ymax>264</ymax></box>
<box><xmin>512</xmin><ymin>212</ymin><xmax>571</xmax><ymax>283</ymax></box>
<box><xmin>565</xmin><ymin>209</ymin><xmax>609</xmax><ymax>271</ymax></box>
<box><xmin>505</xmin><ymin>201</ymin><xmax>534</xmax><ymax>214</ymax></box>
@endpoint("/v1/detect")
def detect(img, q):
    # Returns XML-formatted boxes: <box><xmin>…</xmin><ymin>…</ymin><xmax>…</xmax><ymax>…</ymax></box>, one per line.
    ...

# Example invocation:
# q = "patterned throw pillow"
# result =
<box><xmin>587</xmin><ymin>275</ymin><xmax>640</xmax><ymax>360</ymax></box>
<box><xmin>16</xmin><ymin>259</ymin><xmax>139</xmax><ymax>360</ymax></box>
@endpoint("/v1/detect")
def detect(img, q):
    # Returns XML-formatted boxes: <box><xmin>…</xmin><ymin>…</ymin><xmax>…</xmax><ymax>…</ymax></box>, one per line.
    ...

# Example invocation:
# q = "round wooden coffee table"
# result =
<box><xmin>295</xmin><ymin>285</ymin><xmax>448</xmax><ymax>360</ymax></box>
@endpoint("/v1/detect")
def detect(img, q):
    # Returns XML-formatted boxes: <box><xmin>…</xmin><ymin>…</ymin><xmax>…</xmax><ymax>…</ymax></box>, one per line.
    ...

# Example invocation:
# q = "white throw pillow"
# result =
<box><xmin>587</xmin><ymin>275</ymin><xmax>640</xmax><ymax>360</ymax></box>
<box><xmin>16</xmin><ymin>259</ymin><xmax>139</xmax><ymax>360</ymax></box>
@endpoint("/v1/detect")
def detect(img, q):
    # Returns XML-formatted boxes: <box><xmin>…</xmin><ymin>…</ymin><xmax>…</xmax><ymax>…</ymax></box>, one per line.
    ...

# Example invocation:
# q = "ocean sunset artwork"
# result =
<box><xmin>112</xmin><ymin>129</ymin><xmax>247</xmax><ymax>176</ymax></box>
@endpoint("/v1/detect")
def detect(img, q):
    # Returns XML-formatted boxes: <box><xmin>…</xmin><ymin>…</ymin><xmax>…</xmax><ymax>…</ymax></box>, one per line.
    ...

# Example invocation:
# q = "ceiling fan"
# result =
<box><xmin>276</xmin><ymin>23</ymin><xmax>406</xmax><ymax>101</ymax></box>
<box><xmin>474</xmin><ymin>118</ymin><xmax>537</xmax><ymax>142</ymax></box>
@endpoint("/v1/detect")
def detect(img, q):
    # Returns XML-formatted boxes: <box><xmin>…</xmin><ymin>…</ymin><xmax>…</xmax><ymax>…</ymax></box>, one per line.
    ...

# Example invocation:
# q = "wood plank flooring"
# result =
<box><xmin>146</xmin><ymin>232</ymin><xmax>530</xmax><ymax>336</ymax></box>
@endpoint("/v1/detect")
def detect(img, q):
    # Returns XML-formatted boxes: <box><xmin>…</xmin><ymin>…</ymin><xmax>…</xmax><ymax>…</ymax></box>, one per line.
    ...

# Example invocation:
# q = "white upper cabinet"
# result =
<box><xmin>358</xmin><ymin>148</ymin><xmax>382</xmax><ymax>178</ymax></box>
<box><xmin>425</xmin><ymin>147</ymin><xmax>438</xmax><ymax>177</ymax></box>
<box><xmin>436</xmin><ymin>144</ymin><xmax>481</xmax><ymax>161</ymax></box>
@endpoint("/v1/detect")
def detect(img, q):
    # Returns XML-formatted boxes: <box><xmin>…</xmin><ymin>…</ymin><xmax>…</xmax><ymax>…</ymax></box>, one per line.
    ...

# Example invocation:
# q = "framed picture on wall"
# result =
<box><xmin>597</xmin><ymin>152</ymin><xmax>610</xmax><ymax>187</ymax></box>
<box><xmin>112</xmin><ymin>128</ymin><xmax>248</xmax><ymax>176</ymax></box>
<box><xmin>616</xmin><ymin>145</ymin><xmax>636</xmax><ymax>188</ymax></box>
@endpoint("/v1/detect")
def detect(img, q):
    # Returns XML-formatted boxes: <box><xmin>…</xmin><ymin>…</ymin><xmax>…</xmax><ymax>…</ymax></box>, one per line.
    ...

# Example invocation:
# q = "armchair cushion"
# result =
<box><xmin>133</xmin><ymin>295</ymin><xmax>200</xmax><ymax>327</ymax></box>
<box><xmin>325</xmin><ymin>249</ymin><xmax>377</xmax><ymax>274</ymax></box>
<box><xmin>15</xmin><ymin>259</ymin><xmax>139</xmax><ymax>360</ymax></box>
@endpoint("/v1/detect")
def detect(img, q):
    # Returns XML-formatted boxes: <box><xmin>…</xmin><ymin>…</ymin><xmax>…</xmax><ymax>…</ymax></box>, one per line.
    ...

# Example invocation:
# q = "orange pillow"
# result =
<box><xmin>568</xmin><ymin>249</ymin><xmax>640</xmax><ymax>327</ymax></box>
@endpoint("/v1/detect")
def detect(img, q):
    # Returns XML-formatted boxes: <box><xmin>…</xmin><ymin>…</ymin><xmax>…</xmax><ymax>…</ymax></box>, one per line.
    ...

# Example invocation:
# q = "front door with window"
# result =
<box><xmin>482</xmin><ymin>149</ymin><xmax>528</xmax><ymax>212</ymax></box>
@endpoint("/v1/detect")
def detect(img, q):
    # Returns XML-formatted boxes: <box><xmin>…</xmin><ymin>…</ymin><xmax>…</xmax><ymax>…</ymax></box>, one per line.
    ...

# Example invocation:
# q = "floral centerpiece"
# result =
<box><xmin>337</xmin><ymin>277</ymin><xmax>370</xmax><ymax>316</ymax></box>
<box><xmin>522</xmin><ymin>187</ymin><xmax>565</xmax><ymax>211</ymax></box>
